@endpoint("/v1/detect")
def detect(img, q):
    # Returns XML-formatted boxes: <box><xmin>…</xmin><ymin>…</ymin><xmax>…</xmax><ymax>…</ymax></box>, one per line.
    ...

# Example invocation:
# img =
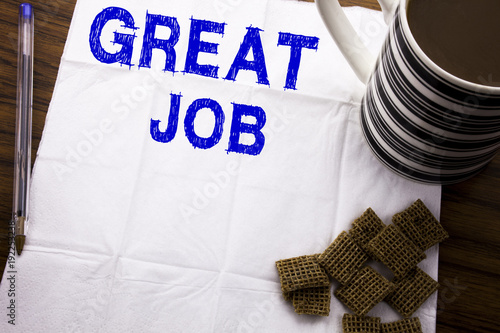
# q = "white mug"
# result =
<box><xmin>316</xmin><ymin>0</ymin><xmax>500</xmax><ymax>184</ymax></box>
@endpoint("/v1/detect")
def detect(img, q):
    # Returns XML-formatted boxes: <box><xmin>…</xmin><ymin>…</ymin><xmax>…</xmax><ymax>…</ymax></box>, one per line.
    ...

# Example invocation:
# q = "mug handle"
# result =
<box><xmin>315</xmin><ymin>0</ymin><xmax>398</xmax><ymax>83</ymax></box>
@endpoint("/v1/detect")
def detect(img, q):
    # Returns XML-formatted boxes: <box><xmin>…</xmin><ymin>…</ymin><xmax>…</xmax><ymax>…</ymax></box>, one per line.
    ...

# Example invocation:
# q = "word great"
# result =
<box><xmin>89</xmin><ymin>7</ymin><xmax>320</xmax><ymax>90</ymax></box>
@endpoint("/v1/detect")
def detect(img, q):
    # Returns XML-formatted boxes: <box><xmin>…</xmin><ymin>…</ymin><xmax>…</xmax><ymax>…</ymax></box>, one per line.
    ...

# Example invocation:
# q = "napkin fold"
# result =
<box><xmin>1</xmin><ymin>0</ymin><xmax>441</xmax><ymax>332</ymax></box>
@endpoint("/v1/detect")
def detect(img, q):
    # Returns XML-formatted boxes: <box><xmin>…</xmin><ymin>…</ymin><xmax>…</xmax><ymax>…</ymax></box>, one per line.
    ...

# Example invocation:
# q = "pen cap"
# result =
<box><xmin>18</xmin><ymin>4</ymin><xmax>34</xmax><ymax>56</ymax></box>
<box><xmin>20</xmin><ymin>3</ymin><xmax>33</xmax><ymax>19</ymax></box>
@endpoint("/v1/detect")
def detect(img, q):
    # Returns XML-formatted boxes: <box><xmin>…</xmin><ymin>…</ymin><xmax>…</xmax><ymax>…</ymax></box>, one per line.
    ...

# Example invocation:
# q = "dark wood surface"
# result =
<box><xmin>0</xmin><ymin>0</ymin><xmax>498</xmax><ymax>331</ymax></box>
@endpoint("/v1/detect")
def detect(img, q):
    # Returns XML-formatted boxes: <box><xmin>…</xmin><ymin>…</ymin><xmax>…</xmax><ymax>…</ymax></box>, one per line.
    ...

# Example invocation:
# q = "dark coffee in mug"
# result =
<box><xmin>317</xmin><ymin>0</ymin><xmax>500</xmax><ymax>184</ymax></box>
<box><xmin>407</xmin><ymin>0</ymin><xmax>500</xmax><ymax>86</ymax></box>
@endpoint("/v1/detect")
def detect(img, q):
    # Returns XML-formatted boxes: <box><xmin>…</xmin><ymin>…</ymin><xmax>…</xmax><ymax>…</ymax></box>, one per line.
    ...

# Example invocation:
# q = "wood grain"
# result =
<box><xmin>0</xmin><ymin>0</ymin><xmax>498</xmax><ymax>332</ymax></box>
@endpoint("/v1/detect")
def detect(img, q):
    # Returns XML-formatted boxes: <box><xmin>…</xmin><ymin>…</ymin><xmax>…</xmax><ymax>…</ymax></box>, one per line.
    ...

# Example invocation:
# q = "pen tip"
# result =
<box><xmin>15</xmin><ymin>235</ymin><xmax>25</xmax><ymax>255</ymax></box>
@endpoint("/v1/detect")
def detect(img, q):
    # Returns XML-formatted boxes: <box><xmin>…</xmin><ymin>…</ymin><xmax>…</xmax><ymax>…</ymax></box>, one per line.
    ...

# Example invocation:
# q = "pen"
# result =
<box><xmin>13</xmin><ymin>3</ymin><xmax>34</xmax><ymax>255</ymax></box>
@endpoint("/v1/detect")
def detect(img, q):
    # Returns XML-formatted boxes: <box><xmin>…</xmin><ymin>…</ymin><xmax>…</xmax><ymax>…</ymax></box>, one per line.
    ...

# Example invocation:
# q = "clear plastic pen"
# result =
<box><xmin>13</xmin><ymin>3</ymin><xmax>34</xmax><ymax>255</ymax></box>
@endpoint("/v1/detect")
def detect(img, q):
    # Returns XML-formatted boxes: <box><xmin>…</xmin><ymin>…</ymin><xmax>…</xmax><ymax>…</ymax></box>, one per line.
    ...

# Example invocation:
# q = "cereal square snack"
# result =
<box><xmin>349</xmin><ymin>208</ymin><xmax>386</xmax><ymax>259</ymax></box>
<box><xmin>394</xmin><ymin>216</ymin><xmax>449</xmax><ymax>252</ymax></box>
<box><xmin>334</xmin><ymin>266</ymin><xmax>395</xmax><ymax>316</ymax></box>
<box><xmin>392</xmin><ymin>199</ymin><xmax>448</xmax><ymax>251</ymax></box>
<box><xmin>392</xmin><ymin>199</ymin><xmax>436</xmax><ymax>223</ymax></box>
<box><xmin>318</xmin><ymin>231</ymin><xmax>369</xmax><ymax>284</ymax></box>
<box><xmin>367</xmin><ymin>225</ymin><xmax>426</xmax><ymax>278</ymax></box>
<box><xmin>386</xmin><ymin>267</ymin><xmax>440</xmax><ymax>317</ymax></box>
<box><xmin>292</xmin><ymin>285</ymin><xmax>331</xmax><ymax>316</ymax></box>
<box><xmin>342</xmin><ymin>313</ymin><xmax>381</xmax><ymax>333</ymax></box>
<box><xmin>381</xmin><ymin>317</ymin><xmax>423</xmax><ymax>333</ymax></box>
<box><xmin>350</xmin><ymin>208</ymin><xmax>386</xmax><ymax>251</ymax></box>
<box><xmin>276</xmin><ymin>254</ymin><xmax>330</xmax><ymax>292</ymax></box>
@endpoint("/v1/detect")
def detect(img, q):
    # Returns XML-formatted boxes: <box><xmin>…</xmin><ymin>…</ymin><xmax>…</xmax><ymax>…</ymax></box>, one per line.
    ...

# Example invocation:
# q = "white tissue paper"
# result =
<box><xmin>1</xmin><ymin>0</ymin><xmax>441</xmax><ymax>332</ymax></box>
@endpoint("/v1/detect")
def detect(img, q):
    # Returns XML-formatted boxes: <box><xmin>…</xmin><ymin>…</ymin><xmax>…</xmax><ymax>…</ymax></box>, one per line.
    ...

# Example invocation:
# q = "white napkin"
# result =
<box><xmin>1</xmin><ymin>0</ymin><xmax>441</xmax><ymax>332</ymax></box>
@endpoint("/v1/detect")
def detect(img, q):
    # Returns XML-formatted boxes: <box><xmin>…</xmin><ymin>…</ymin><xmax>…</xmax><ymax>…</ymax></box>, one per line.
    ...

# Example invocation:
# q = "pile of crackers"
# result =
<box><xmin>275</xmin><ymin>199</ymin><xmax>448</xmax><ymax>331</ymax></box>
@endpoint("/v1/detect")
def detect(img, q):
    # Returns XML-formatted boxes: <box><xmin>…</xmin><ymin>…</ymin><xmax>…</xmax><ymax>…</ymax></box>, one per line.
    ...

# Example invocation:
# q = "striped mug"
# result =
<box><xmin>316</xmin><ymin>0</ymin><xmax>500</xmax><ymax>184</ymax></box>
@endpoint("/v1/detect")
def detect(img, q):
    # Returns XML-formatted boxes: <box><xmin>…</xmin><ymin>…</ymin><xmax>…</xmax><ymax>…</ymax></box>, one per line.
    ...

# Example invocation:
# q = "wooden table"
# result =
<box><xmin>0</xmin><ymin>0</ymin><xmax>498</xmax><ymax>331</ymax></box>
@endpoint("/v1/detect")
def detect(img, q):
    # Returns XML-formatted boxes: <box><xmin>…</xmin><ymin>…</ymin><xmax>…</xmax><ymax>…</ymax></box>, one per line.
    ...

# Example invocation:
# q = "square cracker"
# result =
<box><xmin>342</xmin><ymin>313</ymin><xmax>381</xmax><ymax>333</ymax></box>
<box><xmin>381</xmin><ymin>317</ymin><xmax>423</xmax><ymax>333</ymax></box>
<box><xmin>367</xmin><ymin>225</ymin><xmax>425</xmax><ymax>278</ymax></box>
<box><xmin>318</xmin><ymin>231</ymin><xmax>369</xmax><ymax>285</ymax></box>
<box><xmin>349</xmin><ymin>208</ymin><xmax>386</xmax><ymax>259</ymax></box>
<box><xmin>292</xmin><ymin>285</ymin><xmax>331</xmax><ymax>316</ymax></box>
<box><xmin>276</xmin><ymin>254</ymin><xmax>330</xmax><ymax>292</ymax></box>
<box><xmin>350</xmin><ymin>208</ymin><xmax>386</xmax><ymax>250</ymax></box>
<box><xmin>334</xmin><ymin>266</ymin><xmax>395</xmax><ymax>317</ymax></box>
<box><xmin>386</xmin><ymin>267</ymin><xmax>440</xmax><ymax>317</ymax></box>
<box><xmin>392</xmin><ymin>199</ymin><xmax>448</xmax><ymax>251</ymax></box>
